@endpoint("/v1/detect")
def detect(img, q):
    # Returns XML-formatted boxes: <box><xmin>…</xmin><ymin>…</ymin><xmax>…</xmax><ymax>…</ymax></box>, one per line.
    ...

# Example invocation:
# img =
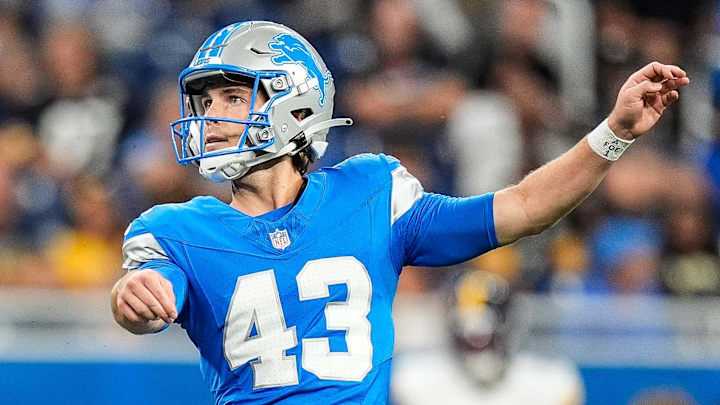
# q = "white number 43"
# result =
<box><xmin>223</xmin><ymin>256</ymin><xmax>373</xmax><ymax>389</ymax></box>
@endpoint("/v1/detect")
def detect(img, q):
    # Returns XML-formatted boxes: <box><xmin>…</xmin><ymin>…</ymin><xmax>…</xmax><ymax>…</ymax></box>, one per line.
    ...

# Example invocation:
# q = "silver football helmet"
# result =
<box><xmin>170</xmin><ymin>21</ymin><xmax>352</xmax><ymax>182</ymax></box>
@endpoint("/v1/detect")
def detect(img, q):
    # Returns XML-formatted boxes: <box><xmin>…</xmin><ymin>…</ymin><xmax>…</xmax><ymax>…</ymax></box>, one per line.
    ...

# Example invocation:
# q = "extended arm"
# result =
<box><xmin>493</xmin><ymin>62</ymin><xmax>689</xmax><ymax>245</ymax></box>
<box><xmin>493</xmin><ymin>137</ymin><xmax>611</xmax><ymax>245</ymax></box>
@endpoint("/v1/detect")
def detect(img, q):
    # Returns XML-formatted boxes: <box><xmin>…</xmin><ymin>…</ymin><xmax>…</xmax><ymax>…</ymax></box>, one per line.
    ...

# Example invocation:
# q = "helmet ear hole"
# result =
<box><xmin>291</xmin><ymin>108</ymin><xmax>313</xmax><ymax>122</ymax></box>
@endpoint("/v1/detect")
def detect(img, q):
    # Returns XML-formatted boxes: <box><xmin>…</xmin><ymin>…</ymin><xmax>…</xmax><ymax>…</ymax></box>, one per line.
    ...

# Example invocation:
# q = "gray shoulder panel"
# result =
<box><xmin>122</xmin><ymin>233</ymin><xmax>169</xmax><ymax>270</ymax></box>
<box><xmin>390</xmin><ymin>166</ymin><xmax>423</xmax><ymax>225</ymax></box>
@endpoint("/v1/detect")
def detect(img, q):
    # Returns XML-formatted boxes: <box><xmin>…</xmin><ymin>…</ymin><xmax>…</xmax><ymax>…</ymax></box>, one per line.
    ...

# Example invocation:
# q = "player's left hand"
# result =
<box><xmin>607</xmin><ymin>61</ymin><xmax>690</xmax><ymax>141</ymax></box>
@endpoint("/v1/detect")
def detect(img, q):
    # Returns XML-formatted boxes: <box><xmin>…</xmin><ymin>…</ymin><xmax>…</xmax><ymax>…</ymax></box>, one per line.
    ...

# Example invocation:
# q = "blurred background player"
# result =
<box><xmin>391</xmin><ymin>269</ymin><xmax>584</xmax><ymax>405</ymax></box>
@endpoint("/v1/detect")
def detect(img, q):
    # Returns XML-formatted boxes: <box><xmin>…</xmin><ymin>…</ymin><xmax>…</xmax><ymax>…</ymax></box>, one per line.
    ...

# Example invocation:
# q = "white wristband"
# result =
<box><xmin>586</xmin><ymin>118</ymin><xmax>634</xmax><ymax>161</ymax></box>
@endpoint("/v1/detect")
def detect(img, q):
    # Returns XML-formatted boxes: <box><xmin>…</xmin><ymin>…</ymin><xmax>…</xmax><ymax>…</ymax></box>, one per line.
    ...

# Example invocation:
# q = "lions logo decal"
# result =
<box><xmin>268</xmin><ymin>34</ymin><xmax>331</xmax><ymax>107</ymax></box>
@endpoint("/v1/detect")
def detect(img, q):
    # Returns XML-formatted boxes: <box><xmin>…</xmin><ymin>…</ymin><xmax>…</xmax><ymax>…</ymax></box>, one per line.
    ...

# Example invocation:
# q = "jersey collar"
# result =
<box><xmin>200</xmin><ymin>170</ymin><xmax>326</xmax><ymax>252</ymax></box>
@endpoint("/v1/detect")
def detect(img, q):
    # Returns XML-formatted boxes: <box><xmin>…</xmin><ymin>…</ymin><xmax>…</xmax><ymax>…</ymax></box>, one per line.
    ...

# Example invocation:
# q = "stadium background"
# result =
<box><xmin>0</xmin><ymin>0</ymin><xmax>719</xmax><ymax>403</ymax></box>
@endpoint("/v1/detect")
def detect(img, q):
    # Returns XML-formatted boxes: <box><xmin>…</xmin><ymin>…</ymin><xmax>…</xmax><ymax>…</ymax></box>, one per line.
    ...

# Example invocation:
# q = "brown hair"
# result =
<box><xmin>291</xmin><ymin>148</ymin><xmax>312</xmax><ymax>175</ymax></box>
<box><xmin>290</xmin><ymin>108</ymin><xmax>314</xmax><ymax>175</ymax></box>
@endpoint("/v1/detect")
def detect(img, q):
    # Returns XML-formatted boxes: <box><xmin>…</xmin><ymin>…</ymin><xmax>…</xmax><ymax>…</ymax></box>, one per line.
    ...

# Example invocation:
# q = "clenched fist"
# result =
<box><xmin>111</xmin><ymin>269</ymin><xmax>177</xmax><ymax>334</ymax></box>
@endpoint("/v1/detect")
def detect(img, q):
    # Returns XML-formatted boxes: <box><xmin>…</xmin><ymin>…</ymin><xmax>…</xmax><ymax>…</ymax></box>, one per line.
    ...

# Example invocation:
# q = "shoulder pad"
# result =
<box><xmin>326</xmin><ymin>153</ymin><xmax>401</xmax><ymax>190</ymax></box>
<box><xmin>136</xmin><ymin>197</ymin><xmax>217</xmax><ymax>238</ymax></box>
<box><xmin>333</xmin><ymin>153</ymin><xmax>400</xmax><ymax>170</ymax></box>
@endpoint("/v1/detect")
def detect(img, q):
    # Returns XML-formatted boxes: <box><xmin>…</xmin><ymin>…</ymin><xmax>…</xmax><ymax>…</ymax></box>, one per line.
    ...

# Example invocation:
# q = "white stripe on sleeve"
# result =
<box><xmin>391</xmin><ymin>166</ymin><xmax>423</xmax><ymax>226</ymax></box>
<box><xmin>122</xmin><ymin>233</ymin><xmax>169</xmax><ymax>270</ymax></box>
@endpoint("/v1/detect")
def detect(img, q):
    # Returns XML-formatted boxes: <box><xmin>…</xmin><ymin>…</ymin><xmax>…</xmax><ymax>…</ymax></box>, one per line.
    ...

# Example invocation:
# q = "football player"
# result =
<box><xmin>110</xmin><ymin>21</ymin><xmax>688</xmax><ymax>404</ymax></box>
<box><xmin>391</xmin><ymin>270</ymin><xmax>585</xmax><ymax>405</ymax></box>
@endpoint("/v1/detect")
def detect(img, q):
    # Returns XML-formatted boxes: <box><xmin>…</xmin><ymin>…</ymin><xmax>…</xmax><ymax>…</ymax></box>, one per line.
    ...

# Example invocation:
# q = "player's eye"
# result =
<box><xmin>202</xmin><ymin>99</ymin><xmax>212</xmax><ymax>110</ymax></box>
<box><xmin>230</xmin><ymin>96</ymin><xmax>245</xmax><ymax>104</ymax></box>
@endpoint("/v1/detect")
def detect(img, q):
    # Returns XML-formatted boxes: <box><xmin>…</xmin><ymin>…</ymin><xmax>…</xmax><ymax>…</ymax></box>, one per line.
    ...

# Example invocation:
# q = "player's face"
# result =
<box><xmin>200</xmin><ymin>84</ymin><xmax>268</xmax><ymax>152</ymax></box>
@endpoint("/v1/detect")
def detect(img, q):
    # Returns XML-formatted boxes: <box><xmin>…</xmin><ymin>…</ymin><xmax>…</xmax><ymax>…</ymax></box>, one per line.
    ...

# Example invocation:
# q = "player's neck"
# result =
<box><xmin>229</xmin><ymin>156</ymin><xmax>305</xmax><ymax>217</ymax></box>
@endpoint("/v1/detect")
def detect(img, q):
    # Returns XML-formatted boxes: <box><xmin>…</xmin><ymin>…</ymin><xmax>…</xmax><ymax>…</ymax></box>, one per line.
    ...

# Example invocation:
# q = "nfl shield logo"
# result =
<box><xmin>269</xmin><ymin>229</ymin><xmax>291</xmax><ymax>250</ymax></box>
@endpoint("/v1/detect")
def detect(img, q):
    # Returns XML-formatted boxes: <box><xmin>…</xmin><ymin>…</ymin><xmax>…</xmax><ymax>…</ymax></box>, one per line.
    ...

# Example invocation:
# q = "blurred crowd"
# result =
<box><xmin>0</xmin><ymin>0</ymin><xmax>719</xmax><ymax>299</ymax></box>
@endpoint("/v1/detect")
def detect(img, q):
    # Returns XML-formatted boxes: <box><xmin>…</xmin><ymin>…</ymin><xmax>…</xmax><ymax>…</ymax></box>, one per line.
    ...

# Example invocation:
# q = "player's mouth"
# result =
<box><xmin>205</xmin><ymin>134</ymin><xmax>230</xmax><ymax>151</ymax></box>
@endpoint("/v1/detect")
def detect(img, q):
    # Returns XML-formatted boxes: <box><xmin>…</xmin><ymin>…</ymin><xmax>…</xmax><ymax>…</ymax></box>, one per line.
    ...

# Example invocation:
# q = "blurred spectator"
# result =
<box><xmin>660</xmin><ymin>164</ymin><xmax>720</xmax><ymax>295</ymax></box>
<box><xmin>0</xmin><ymin>7</ymin><xmax>49</xmax><ymax>124</ymax></box>
<box><xmin>45</xmin><ymin>177</ymin><xmax>124</xmax><ymax>288</ymax></box>
<box><xmin>343</xmin><ymin>0</ymin><xmax>465</xmax><ymax>192</ymax></box>
<box><xmin>36</xmin><ymin>20</ymin><xmax>125</xmax><ymax>178</ymax></box>
<box><xmin>596</xmin><ymin>0</ymin><xmax>713</xmax><ymax>155</ymax></box>
<box><xmin>0</xmin><ymin>145</ymin><xmax>26</xmax><ymax>284</ymax></box>
<box><xmin>492</xmin><ymin>0</ymin><xmax>570</xmax><ymax>175</ymax></box>
<box><xmin>701</xmin><ymin>130</ymin><xmax>720</xmax><ymax>243</ymax></box>
<box><xmin>0</xmin><ymin>122</ymin><xmax>67</xmax><ymax>285</ymax></box>
<box><xmin>447</xmin><ymin>92</ymin><xmax>522</xmax><ymax>195</ymax></box>
<box><xmin>577</xmin><ymin>148</ymin><xmax>667</xmax><ymax>293</ymax></box>
<box><xmin>545</xmin><ymin>231</ymin><xmax>589</xmax><ymax>293</ymax></box>
<box><xmin>1</xmin><ymin>122</ymin><xmax>68</xmax><ymax>249</ymax></box>
<box><xmin>588</xmin><ymin>216</ymin><xmax>664</xmax><ymax>294</ymax></box>
<box><xmin>349</xmin><ymin>0</ymin><xmax>464</xmax><ymax>127</ymax></box>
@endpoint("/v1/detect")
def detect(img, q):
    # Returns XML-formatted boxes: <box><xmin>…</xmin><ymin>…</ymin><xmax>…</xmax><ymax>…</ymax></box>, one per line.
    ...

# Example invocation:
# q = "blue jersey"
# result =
<box><xmin>122</xmin><ymin>154</ymin><xmax>498</xmax><ymax>404</ymax></box>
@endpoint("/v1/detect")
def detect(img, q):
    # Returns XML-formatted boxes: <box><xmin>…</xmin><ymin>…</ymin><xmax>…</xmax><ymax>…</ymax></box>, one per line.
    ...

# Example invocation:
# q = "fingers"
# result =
<box><xmin>646</xmin><ymin>61</ymin><xmax>686</xmax><ymax>81</ymax></box>
<box><xmin>133</xmin><ymin>285</ymin><xmax>173</xmax><ymax>323</ymax></box>
<box><xmin>627</xmin><ymin>75</ymin><xmax>688</xmax><ymax>103</ymax></box>
<box><xmin>665</xmin><ymin>64</ymin><xmax>687</xmax><ymax>79</ymax></box>
<box><xmin>123</xmin><ymin>293</ymin><xmax>161</xmax><ymax>322</ymax></box>
<box><xmin>655</xmin><ymin>63</ymin><xmax>685</xmax><ymax>81</ymax></box>
<box><xmin>628</xmin><ymin>80</ymin><xmax>663</xmax><ymax>99</ymax></box>
<box><xmin>661</xmin><ymin>90</ymin><xmax>680</xmax><ymax>106</ymax></box>
<box><xmin>611</xmin><ymin>62</ymin><xmax>686</xmax><ymax>138</ymax></box>
<box><xmin>627</xmin><ymin>61</ymin><xmax>687</xmax><ymax>87</ymax></box>
<box><xmin>117</xmin><ymin>297</ymin><xmax>143</xmax><ymax>323</ymax></box>
<box><xmin>146</xmin><ymin>276</ymin><xmax>178</xmax><ymax>322</ymax></box>
<box><xmin>660</xmin><ymin>76</ymin><xmax>690</xmax><ymax>92</ymax></box>
<box><xmin>117</xmin><ymin>270</ymin><xmax>177</xmax><ymax>324</ymax></box>
<box><xmin>160</xmin><ymin>277</ymin><xmax>176</xmax><ymax>305</ymax></box>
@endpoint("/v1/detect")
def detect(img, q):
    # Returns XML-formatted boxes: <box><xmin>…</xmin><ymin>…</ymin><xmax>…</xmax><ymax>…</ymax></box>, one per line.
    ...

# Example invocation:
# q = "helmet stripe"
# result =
<box><xmin>197</xmin><ymin>22</ymin><xmax>246</xmax><ymax>60</ymax></box>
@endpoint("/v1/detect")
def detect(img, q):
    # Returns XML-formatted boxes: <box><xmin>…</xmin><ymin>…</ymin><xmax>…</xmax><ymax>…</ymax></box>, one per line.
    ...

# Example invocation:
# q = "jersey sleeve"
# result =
<box><xmin>385</xmin><ymin>156</ymin><xmax>499</xmax><ymax>267</ymax></box>
<box><xmin>122</xmin><ymin>217</ymin><xmax>189</xmax><ymax>325</ymax></box>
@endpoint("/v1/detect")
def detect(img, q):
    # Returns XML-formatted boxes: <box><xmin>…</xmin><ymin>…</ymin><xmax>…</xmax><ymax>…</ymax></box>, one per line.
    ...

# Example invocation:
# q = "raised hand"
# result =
<box><xmin>608</xmin><ymin>62</ymin><xmax>690</xmax><ymax>140</ymax></box>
